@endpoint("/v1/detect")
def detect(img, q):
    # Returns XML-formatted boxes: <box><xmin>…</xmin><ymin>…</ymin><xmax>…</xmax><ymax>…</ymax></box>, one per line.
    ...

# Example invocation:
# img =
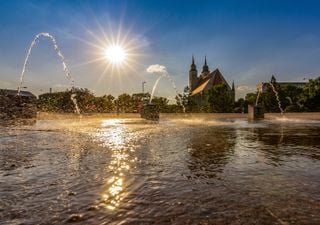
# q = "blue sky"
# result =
<box><xmin>1</xmin><ymin>0</ymin><xmax>320</xmax><ymax>100</ymax></box>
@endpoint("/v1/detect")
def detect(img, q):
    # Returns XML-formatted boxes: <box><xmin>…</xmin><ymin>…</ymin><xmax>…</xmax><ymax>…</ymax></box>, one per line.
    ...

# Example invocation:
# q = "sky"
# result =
<box><xmin>1</xmin><ymin>0</ymin><xmax>320</xmax><ymax>100</ymax></box>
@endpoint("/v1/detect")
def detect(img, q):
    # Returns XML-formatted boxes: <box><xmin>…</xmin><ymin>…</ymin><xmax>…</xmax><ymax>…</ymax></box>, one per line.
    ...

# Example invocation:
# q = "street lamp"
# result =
<box><xmin>142</xmin><ymin>81</ymin><xmax>146</xmax><ymax>94</ymax></box>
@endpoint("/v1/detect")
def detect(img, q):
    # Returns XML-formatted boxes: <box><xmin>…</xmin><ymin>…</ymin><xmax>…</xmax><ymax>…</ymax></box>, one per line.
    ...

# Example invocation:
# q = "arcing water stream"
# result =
<box><xmin>149</xmin><ymin>71</ymin><xmax>186</xmax><ymax>113</ymax></box>
<box><xmin>255</xmin><ymin>81</ymin><xmax>284</xmax><ymax>114</ymax></box>
<box><xmin>17</xmin><ymin>32</ymin><xmax>80</xmax><ymax>114</ymax></box>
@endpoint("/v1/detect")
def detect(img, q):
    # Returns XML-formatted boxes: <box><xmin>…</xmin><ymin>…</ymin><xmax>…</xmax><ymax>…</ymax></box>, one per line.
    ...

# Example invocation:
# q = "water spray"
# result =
<box><xmin>17</xmin><ymin>32</ymin><xmax>80</xmax><ymax>114</ymax></box>
<box><xmin>255</xmin><ymin>82</ymin><xmax>284</xmax><ymax>114</ymax></box>
<box><xmin>147</xmin><ymin>64</ymin><xmax>186</xmax><ymax>113</ymax></box>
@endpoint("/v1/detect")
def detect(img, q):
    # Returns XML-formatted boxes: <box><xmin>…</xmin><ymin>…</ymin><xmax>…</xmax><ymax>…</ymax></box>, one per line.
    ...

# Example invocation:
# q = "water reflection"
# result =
<box><xmin>1</xmin><ymin>117</ymin><xmax>320</xmax><ymax>224</ymax></box>
<box><xmin>187</xmin><ymin>126</ymin><xmax>236</xmax><ymax>180</ymax></box>
<box><xmin>243</xmin><ymin>123</ymin><xmax>320</xmax><ymax>162</ymax></box>
<box><xmin>94</xmin><ymin>119</ymin><xmax>137</xmax><ymax>210</ymax></box>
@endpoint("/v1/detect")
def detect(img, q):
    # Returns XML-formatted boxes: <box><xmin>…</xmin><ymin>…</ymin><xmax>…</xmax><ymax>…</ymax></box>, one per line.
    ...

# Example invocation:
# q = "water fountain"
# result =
<box><xmin>0</xmin><ymin>33</ymin><xmax>80</xmax><ymax>124</ymax></box>
<box><xmin>249</xmin><ymin>81</ymin><xmax>284</xmax><ymax>119</ymax></box>
<box><xmin>17</xmin><ymin>33</ymin><xmax>75</xmax><ymax>95</ymax></box>
<box><xmin>18</xmin><ymin>32</ymin><xmax>80</xmax><ymax>114</ymax></box>
<box><xmin>141</xmin><ymin>65</ymin><xmax>185</xmax><ymax>120</ymax></box>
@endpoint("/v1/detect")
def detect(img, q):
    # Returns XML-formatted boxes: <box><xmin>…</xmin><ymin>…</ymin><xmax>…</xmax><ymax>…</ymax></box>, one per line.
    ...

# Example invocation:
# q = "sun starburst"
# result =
<box><xmin>65</xmin><ymin>18</ymin><xmax>150</xmax><ymax>93</ymax></box>
<box><xmin>104</xmin><ymin>45</ymin><xmax>127</xmax><ymax>64</ymax></box>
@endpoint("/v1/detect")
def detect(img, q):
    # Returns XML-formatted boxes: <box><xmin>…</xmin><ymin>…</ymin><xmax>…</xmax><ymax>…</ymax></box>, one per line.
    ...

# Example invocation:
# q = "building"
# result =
<box><xmin>188</xmin><ymin>56</ymin><xmax>235</xmax><ymax>106</ymax></box>
<box><xmin>261</xmin><ymin>75</ymin><xmax>307</xmax><ymax>92</ymax></box>
<box><xmin>0</xmin><ymin>89</ymin><xmax>36</xmax><ymax>98</ymax></box>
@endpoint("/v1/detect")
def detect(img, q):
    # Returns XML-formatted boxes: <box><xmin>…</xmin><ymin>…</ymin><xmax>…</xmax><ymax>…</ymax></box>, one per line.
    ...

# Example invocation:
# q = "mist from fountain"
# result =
<box><xmin>17</xmin><ymin>32</ymin><xmax>80</xmax><ymax>114</ymax></box>
<box><xmin>255</xmin><ymin>81</ymin><xmax>284</xmax><ymax>114</ymax></box>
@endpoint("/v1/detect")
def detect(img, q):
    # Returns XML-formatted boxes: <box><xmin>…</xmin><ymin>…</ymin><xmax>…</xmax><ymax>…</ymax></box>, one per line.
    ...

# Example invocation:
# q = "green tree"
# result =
<box><xmin>176</xmin><ymin>86</ymin><xmax>198</xmax><ymax>112</ymax></box>
<box><xmin>38</xmin><ymin>91</ymin><xmax>74</xmax><ymax>113</ymax></box>
<box><xmin>73</xmin><ymin>88</ymin><xmax>96</xmax><ymax>113</ymax></box>
<box><xmin>280</xmin><ymin>85</ymin><xmax>303</xmax><ymax>112</ymax></box>
<box><xmin>245</xmin><ymin>92</ymin><xmax>257</xmax><ymax>105</ymax></box>
<box><xmin>302</xmin><ymin>77</ymin><xmax>320</xmax><ymax>111</ymax></box>
<box><xmin>260</xmin><ymin>84</ymin><xmax>282</xmax><ymax>112</ymax></box>
<box><xmin>117</xmin><ymin>93</ymin><xmax>133</xmax><ymax>113</ymax></box>
<box><xmin>234</xmin><ymin>98</ymin><xmax>246</xmax><ymax>113</ymax></box>
<box><xmin>38</xmin><ymin>89</ymin><xmax>115</xmax><ymax>113</ymax></box>
<box><xmin>152</xmin><ymin>96</ymin><xmax>169</xmax><ymax>112</ymax></box>
<box><xmin>132</xmin><ymin>93</ymin><xmax>150</xmax><ymax>112</ymax></box>
<box><xmin>207</xmin><ymin>83</ymin><xmax>234</xmax><ymax>112</ymax></box>
<box><xmin>93</xmin><ymin>94</ymin><xmax>115</xmax><ymax>112</ymax></box>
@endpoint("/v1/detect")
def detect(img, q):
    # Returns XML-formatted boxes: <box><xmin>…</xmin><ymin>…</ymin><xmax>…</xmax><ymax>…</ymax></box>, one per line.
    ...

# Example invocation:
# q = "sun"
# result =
<box><xmin>104</xmin><ymin>45</ymin><xmax>127</xmax><ymax>64</ymax></box>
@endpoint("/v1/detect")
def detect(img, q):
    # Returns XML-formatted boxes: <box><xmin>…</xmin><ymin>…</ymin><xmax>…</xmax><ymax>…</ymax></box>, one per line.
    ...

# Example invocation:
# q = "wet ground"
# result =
<box><xmin>0</xmin><ymin>115</ymin><xmax>320</xmax><ymax>224</ymax></box>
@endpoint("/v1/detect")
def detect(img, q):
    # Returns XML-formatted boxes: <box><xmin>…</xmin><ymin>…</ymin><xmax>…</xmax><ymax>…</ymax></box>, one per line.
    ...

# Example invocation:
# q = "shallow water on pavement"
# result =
<box><xmin>1</xmin><ymin>116</ymin><xmax>320</xmax><ymax>224</ymax></box>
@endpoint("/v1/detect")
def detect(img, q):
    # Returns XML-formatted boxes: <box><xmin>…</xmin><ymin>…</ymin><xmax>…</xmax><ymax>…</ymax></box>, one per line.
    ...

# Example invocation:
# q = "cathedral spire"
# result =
<box><xmin>232</xmin><ymin>80</ymin><xmax>235</xmax><ymax>91</ymax></box>
<box><xmin>189</xmin><ymin>54</ymin><xmax>198</xmax><ymax>91</ymax></box>
<box><xmin>202</xmin><ymin>55</ymin><xmax>209</xmax><ymax>73</ymax></box>
<box><xmin>190</xmin><ymin>54</ymin><xmax>197</xmax><ymax>71</ymax></box>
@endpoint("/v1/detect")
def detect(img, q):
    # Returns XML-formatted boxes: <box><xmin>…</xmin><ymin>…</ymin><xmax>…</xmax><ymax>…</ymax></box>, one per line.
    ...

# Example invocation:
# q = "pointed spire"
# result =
<box><xmin>232</xmin><ymin>80</ymin><xmax>235</xmax><ymax>91</ymax></box>
<box><xmin>202</xmin><ymin>55</ymin><xmax>209</xmax><ymax>74</ymax></box>
<box><xmin>190</xmin><ymin>54</ymin><xmax>197</xmax><ymax>71</ymax></box>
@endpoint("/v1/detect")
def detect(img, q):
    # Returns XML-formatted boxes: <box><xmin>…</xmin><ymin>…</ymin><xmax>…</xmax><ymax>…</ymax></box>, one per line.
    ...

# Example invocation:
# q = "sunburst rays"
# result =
<box><xmin>68</xmin><ymin>17</ymin><xmax>149</xmax><ymax>93</ymax></box>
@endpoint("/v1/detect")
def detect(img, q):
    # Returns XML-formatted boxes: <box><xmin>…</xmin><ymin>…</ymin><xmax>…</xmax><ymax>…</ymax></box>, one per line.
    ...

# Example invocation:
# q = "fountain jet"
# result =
<box><xmin>147</xmin><ymin>64</ymin><xmax>185</xmax><ymax>113</ymax></box>
<box><xmin>255</xmin><ymin>82</ymin><xmax>284</xmax><ymax>114</ymax></box>
<box><xmin>17</xmin><ymin>32</ymin><xmax>80</xmax><ymax>114</ymax></box>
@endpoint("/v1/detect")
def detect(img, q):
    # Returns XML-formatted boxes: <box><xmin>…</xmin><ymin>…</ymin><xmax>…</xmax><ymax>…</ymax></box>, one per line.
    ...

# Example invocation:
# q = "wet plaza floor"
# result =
<box><xmin>0</xmin><ymin>115</ymin><xmax>320</xmax><ymax>224</ymax></box>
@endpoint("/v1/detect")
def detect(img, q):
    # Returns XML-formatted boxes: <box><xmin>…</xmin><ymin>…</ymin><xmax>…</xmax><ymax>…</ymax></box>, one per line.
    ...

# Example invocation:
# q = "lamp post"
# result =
<box><xmin>142</xmin><ymin>81</ymin><xmax>146</xmax><ymax>94</ymax></box>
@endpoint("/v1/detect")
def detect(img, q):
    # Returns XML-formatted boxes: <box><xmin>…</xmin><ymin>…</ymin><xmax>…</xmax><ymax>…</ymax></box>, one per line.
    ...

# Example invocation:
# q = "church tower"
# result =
<box><xmin>201</xmin><ymin>56</ymin><xmax>210</xmax><ymax>75</ymax></box>
<box><xmin>189</xmin><ymin>55</ymin><xmax>198</xmax><ymax>91</ymax></box>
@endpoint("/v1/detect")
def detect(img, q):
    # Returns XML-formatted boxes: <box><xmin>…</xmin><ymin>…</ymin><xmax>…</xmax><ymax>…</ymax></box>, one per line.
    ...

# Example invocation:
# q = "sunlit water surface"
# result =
<box><xmin>1</xmin><ymin>115</ymin><xmax>320</xmax><ymax>224</ymax></box>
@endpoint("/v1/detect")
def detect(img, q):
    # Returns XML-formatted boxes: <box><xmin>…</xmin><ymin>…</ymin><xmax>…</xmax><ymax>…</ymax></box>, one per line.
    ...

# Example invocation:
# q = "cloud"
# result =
<box><xmin>146</xmin><ymin>64</ymin><xmax>167</xmax><ymax>74</ymax></box>
<box><xmin>236</xmin><ymin>85</ymin><xmax>255</xmax><ymax>92</ymax></box>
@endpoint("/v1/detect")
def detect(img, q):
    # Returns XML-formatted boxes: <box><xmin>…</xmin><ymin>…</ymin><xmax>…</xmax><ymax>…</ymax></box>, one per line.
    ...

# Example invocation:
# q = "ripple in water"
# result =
<box><xmin>1</xmin><ymin>116</ymin><xmax>320</xmax><ymax>224</ymax></box>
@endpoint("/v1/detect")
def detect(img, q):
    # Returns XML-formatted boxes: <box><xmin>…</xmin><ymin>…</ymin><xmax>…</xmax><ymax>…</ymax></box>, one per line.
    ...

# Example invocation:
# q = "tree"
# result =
<box><xmin>245</xmin><ymin>92</ymin><xmax>257</xmax><ymax>105</ymax></box>
<box><xmin>132</xmin><ymin>93</ymin><xmax>150</xmax><ymax>112</ymax></box>
<box><xmin>93</xmin><ymin>94</ymin><xmax>115</xmax><ymax>112</ymax></box>
<box><xmin>38</xmin><ymin>91</ymin><xmax>74</xmax><ymax>113</ymax></box>
<box><xmin>117</xmin><ymin>93</ymin><xmax>133</xmax><ymax>113</ymax></box>
<box><xmin>280</xmin><ymin>85</ymin><xmax>303</xmax><ymax>112</ymax></box>
<box><xmin>73</xmin><ymin>88</ymin><xmax>96</xmax><ymax>113</ymax></box>
<box><xmin>207</xmin><ymin>83</ymin><xmax>234</xmax><ymax>113</ymax></box>
<box><xmin>152</xmin><ymin>96</ymin><xmax>169</xmax><ymax>112</ymax></box>
<box><xmin>38</xmin><ymin>89</ymin><xmax>115</xmax><ymax>113</ymax></box>
<box><xmin>234</xmin><ymin>98</ymin><xmax>246</xmax><ymax>113</ymax></box>
<box><xmin>176</xmin><ymin>86</ymin><xmax>198</xmax><ymax>112</ymax></box>
<box><xmin>302</xmin><ymin>77</ymin><xmax>320</xmax><ymax>111</ymax></box>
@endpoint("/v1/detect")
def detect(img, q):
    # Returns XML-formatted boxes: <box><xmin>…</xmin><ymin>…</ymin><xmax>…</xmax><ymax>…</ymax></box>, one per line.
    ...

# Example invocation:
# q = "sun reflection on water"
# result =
<box><xmin>101</xmin><ymin>119</ymin><xmax>121</xmax><ymax>127</ymax></box>
<box><xmin>93</xmin><ymin>119</ymin><xmax>138</xmax><ymax>210</ymax></box>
